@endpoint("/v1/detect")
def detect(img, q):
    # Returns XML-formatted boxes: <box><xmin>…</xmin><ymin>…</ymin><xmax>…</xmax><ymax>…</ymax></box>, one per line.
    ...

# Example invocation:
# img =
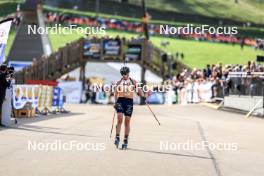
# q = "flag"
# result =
<box><xmin>0</xmin><ymin>19</ymin><xmax>12</xmax><ymax>64</ymax></box>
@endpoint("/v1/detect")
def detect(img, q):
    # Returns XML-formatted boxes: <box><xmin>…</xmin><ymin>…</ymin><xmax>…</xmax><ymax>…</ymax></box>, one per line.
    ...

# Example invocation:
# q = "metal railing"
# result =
<box><xmin>227</xmin><ymin>72</ymin><xmax>264</xmax><ymax>96</ymax></box>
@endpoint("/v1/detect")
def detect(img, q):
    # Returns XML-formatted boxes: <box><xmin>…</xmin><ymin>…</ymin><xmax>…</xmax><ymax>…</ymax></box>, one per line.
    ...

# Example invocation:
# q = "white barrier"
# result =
<box><xmin>224</xmin><ymin>95</ymin><xmax>263</xmax><ymax>116</ymax></box>
<box><xmin>58</xmin><ymin>81</ymin><xmax>82</xmax><ymax>104</ymax></box>
<box><xmin>165</xmin><ymin>90</ymin><xmax>176</xmax><ymax>105</ymax></box>
<box><xmin>179</xmin><ymin>82</ymin><xmax>213</xmax><ymax>104</ymax></box>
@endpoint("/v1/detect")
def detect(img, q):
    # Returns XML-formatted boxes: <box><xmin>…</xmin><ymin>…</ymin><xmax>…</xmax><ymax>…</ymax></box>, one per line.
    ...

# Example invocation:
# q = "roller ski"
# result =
<box><xmin>114</xmin><ymin>136</ymin><xmax>120</xmax><ymax>148</ymax></box>
<box><xmin>121</xmin><ymin>139</ymin><xmax>128</xmax><ymax>150</ymax></box>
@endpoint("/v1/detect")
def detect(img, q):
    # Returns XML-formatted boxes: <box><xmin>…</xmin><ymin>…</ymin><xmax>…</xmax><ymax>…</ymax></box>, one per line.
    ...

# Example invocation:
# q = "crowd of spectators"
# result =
<box><xmin>175</xmin><ymin>61</ymin><xmax>264</xmax><ymax>84</ymax></box>
<box><xmin>44</xmin><ymin>12</ymin><xmax>262</xmax><ymax>48</ymax></box>
<box><xmin>256</xmin><ymin>39</ymin><xmax>264</xmax><ymax>50</ymax></box>
<box><xmin>60</xmin><ymin>60</ymin><xmax>264</xmax><ymax>105</ymax></box>
<box><xmin>171</xmin><ymin>61</ymin><xmax>264</xmax><ymax>102</ymax></box>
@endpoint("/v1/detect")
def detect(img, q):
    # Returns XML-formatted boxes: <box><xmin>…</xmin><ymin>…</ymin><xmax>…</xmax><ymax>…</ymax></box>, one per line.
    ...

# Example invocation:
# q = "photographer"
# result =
<box><xmin>0</xmin><ymin>65</ymin><xmax>11</xmax><ymax>126</ymax></box>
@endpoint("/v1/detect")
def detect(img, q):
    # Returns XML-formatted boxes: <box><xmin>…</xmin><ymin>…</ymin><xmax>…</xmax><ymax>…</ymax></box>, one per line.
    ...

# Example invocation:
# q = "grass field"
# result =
<box><xmin>48</xmin><ymin>28</ymin><xmax>264</xmax><ymax>69</ymax></box>
<box><xmin>152</xmin><ymin>36</ymin><xmax>264</xmax><ymax>68</ymax></box>
<box><xmin>130</xmin><ymin>0</ymin><xmax>264</xmax><ymax>24</ymax></box>
<box><xmin>44</xmin><ymin>5</ymin><xmax>264</xmax><ymax>68</ymax></box>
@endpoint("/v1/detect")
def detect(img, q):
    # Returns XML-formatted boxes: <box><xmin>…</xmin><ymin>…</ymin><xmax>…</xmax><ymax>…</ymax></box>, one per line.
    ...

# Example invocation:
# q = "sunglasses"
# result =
<box><xmin>121</xmin><ymin>72</ymin><xmax>128</xmax><ymax>76</ymax></box>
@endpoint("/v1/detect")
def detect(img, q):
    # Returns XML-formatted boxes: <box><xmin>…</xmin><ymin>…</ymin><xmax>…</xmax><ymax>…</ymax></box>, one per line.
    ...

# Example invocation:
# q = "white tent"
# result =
<box><xmin>60</xmin><ymin>62</ymin><xmax>162</xmax><ymax>84</ymax></box>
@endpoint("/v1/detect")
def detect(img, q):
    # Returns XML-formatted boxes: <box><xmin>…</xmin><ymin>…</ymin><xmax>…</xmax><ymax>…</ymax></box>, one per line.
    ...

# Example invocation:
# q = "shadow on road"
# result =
<box><xmin>6</xmin><ymin>125</ymin><xmax>107</xmax><ymax>139</ymax></box>
<box><xmin>0</xmin><ymin>112</ymin><xmax>85</xmax><ymax>131</ymax></box>
<box><xmin>127</xmin><ymin>148</ymin><xmax>212</xmax><ymax>160</ymax></box>
<box><xmin>16</xmin><ymin>112</ymin><xmax>85</xmax><ymax>125</ymax></box>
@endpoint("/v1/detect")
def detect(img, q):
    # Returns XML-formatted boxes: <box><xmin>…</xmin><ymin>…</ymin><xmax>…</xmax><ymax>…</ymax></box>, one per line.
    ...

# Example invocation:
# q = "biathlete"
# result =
<box><xmin>113</xmin><ymin>66</ymin><xmax>147</xmax><ymax>149</ymax></box>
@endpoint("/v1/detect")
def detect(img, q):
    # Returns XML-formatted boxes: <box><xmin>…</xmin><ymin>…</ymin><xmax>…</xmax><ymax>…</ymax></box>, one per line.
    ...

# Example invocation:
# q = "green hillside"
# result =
<box><xmin>44</xmin><ymin>6</ymin><xmax>264</xmax><ymax>38</ymax></box>
<box><xmin>0</xmin><ymin>1</ymin><xmax>22</xmax><ymax>18</ymax></box>
<box><xmin>130</xmin><ymin>0</ymin><xmax>264</xmax><ymax>24</ymax></box>
<box><xmin>47</xmin><ymin>28</ymin><xmax>264</xmax><ymax>69</ymax></box>
<box><xmin>2</xmin><ymin>0</ymin><xmax>264</xmax><ymax>68</ymax></box>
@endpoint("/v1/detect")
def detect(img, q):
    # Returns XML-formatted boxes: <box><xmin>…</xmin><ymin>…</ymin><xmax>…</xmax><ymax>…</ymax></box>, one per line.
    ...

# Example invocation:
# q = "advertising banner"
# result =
<box><xmin>13</xmin><ymin>85</ymin><xmax>40</xmax><ymax>109</ymax></box>
<box><xmin>0</xmin><ymin>19</ymin><xmax>12</xmax><ymax>64</ymax></box>
<box><xmin>125</xmin><ymin>44</ymin><xmax>142</xmax><ymax>61</ymax></box>
<box><xmin>103</xmin><ymin>39</ymin><xmax>121</xmax><ymax>56</ymax></box>
<box><xmin>83</xmin><ymin>41</ymin><xmax>101</xmax><ymax>59</ymax></box>
<box><xmin>52</xmin><ymin>87</ymin><xmax>64</xmax><ymax>108</ymax></box>
<box><xmin>147</xmin><ymin>92</ymin><xmax>164</xmax><ymax>104</ymax></box>
<box><xmin>58</xmin><ymin>81</ymin><xmax>82</xmax><ymax>104</ymax></box>
<box><xmin>13</xmin><ymin>85</ymin><xmax>63</xmax><ymax>110</ymax></box>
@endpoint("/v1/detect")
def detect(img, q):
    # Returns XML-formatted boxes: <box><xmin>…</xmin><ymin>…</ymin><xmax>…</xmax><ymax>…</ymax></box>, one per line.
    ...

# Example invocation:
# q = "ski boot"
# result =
<box><xmin>114</xmin><ymin>137</ymin><xmax>120</xmax><ymax>148</ymax></box>
<box><xmin>122</xmin><ymin>139</ymin><xmax>128</xmax><ymax>150</ymax></box>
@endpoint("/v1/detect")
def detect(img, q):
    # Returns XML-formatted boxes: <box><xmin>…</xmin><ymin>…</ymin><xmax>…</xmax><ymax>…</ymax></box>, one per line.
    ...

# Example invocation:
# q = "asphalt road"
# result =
<box><xmin>0</xmin><ymin>104</ymin><xmax>263</xmax><ymax>176</ymax></box>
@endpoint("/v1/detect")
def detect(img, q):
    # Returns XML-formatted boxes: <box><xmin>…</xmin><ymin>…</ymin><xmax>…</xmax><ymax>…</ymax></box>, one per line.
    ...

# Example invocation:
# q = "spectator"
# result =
<box><xmin>240</xmin><ymin>38</ymin><xmax>245</xmax><ymax>50</ymax></box>
<box><xmin>85</xmin><ymin>79</ymin><xmax>92</xmax><ymax>103</ymax></box>
<box><xmin>0</xmin><ymin>65</ymin><xmax>11</xmax><ymax>126</ymax></box>
<box><xmin>204</xmin><ymin>64</ymin><xmax>212</xmax><ymax>78</ymax></box>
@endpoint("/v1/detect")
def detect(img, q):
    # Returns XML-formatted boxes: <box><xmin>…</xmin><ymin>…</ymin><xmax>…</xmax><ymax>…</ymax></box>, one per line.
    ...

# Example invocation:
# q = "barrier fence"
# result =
<box><xmin>13</xmin><ymin>84</ymin><xmax>64</xmax><ymax>114</ymax></box>
<box><xmin>178</xmin><ymin>81</ymin><xmax>224</xmax><ymax>104</ymax></box>
<box><xmin>227</xmin><ymin>72</ymin><xmax>264</xmax><ymax>97</ymax></box>
<box><xmin>63</xmin><ymin>80</ymin><xmax>223</xmax><ymax>105</ymax></box>
<box><xmin>1</xmin><ymin>84</ymin><xmax>66</xmax><ymax>126</ymax></box>
<box><xmin>14</xmin><ymin>73</ymin><xmax>264</xmax><ymax>106</ymax></box>
<box><xmin>224</xmin><ymin>72</ymin><xmax>264</xmax><ymax>117</ymax></box>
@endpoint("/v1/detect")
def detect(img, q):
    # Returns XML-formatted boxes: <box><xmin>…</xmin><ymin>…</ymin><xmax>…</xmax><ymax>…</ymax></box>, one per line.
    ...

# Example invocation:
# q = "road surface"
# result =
<box><xmin>0</xmin><ymin>104</ymin><xmax>264</xmax><ymax>176</ymax></box>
